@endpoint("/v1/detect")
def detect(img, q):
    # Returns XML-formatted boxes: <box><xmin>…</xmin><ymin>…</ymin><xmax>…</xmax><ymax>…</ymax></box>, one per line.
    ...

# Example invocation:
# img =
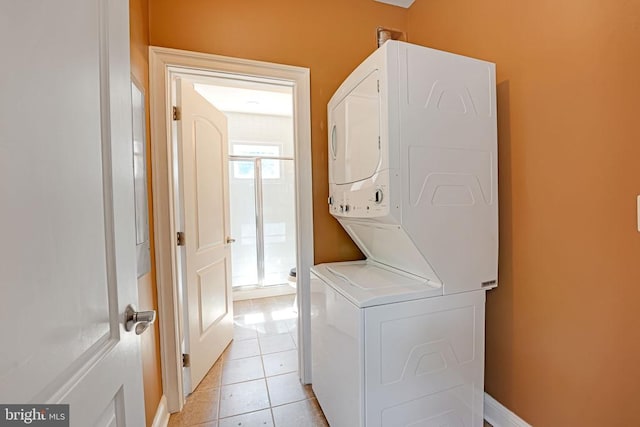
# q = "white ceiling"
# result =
<box><xmin>374</xmin><ymin>0</ymin><xmax>415</xmax><ymax>8</ymax></box>
<box><xmin>194</xmin><ymin>79</ymin><xmax>293</xmax><ymax>117</ymax></box>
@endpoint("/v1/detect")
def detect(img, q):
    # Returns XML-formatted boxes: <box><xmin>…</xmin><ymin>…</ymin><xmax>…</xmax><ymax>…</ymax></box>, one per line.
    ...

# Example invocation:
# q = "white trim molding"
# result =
<box><xmin>233</xmin><ymin>284</ymin><xmax>296</xmax><ymax>302</ymax></box>
<box><xmin>149</xmin><ymin>46</ymin><xmax>314</xmax><ymax>412</ymax></box>
<box><xmin>485</xmin><ymin>393</ymin><xmax>532</xmax><ymax>427</ymax></box>
<box><xmin>150</xmin><ymin>395</ymin><xmax>170</xmax><ymax>427</ymax></box>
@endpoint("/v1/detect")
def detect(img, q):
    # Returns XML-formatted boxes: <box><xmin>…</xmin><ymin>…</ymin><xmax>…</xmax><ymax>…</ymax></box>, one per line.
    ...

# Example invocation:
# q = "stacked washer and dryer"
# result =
<box><xmin>310</xmin><ymin>41</ymin><xmax>498</xmax><ymax>427</ymax></box>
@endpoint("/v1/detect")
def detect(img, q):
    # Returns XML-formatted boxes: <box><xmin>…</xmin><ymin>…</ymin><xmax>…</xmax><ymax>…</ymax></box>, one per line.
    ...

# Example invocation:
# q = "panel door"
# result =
<box><xmin>176</xmin><ymin>79</ymin><xmax>234</xmax><ymax>392</ymax></box>
<box><xmin>0</xmin><ymin>0</ymin><xmax>145</xmax><ymax>425</ymax></box>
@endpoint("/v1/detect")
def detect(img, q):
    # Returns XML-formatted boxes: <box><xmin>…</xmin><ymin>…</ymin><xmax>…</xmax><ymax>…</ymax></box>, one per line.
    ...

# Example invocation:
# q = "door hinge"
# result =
<box><xmin>172</xmin><ymin>106</ymin><xmax>181</xmax><ymax>121</ymax></box>
<box><xmin>177</xmin><ymin>231</ymin><xmax>185</xmax><ymax>246</ymax></box>
<box><xmin>378</xmin><ymin>136</ymin><xmax>381</xmax><ymax>149</ymax></box>
<box><xmin>377</xmin><ymin>80</ymin><xmax>380</xmax><ymax>93</ymax></box>
<box><xmin>182</xmin><ymin>353</ymin><xmax>191</xmax><ymax>367</ymax></box>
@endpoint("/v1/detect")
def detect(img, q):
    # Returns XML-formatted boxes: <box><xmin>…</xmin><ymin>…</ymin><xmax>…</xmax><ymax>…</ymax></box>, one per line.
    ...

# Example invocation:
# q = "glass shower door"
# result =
<box><xmin>228</xmin><ymin>159</ymin><xmax>258</xmax><ymax>287</ymax></box>
<box><xmin>229</xmin><ymin>157</ymin><xmax>296</xmax><ymax>288</ymax></box>
<box><xmin>262</xmin><ymin>159</ymin><xmax>296</xmax><ymax>286</ymax></box>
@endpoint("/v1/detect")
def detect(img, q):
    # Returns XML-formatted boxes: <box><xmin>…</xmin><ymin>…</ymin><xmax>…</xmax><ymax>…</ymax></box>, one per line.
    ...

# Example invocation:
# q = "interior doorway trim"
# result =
<box><xmin>149</xmin><ymin>46</ymin><xmax>314</xmax><ymax>413</ymax></box>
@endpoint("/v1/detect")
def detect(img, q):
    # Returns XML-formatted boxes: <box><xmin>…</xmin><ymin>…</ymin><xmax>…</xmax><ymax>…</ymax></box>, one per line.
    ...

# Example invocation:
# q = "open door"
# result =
<box><xmin>176</xmin><ymin>79</ymin><xmax>234</xmax><ymax>392</ymax></box>
<box><xmin>0</xmin><ymin>0</ymin><xmax>146</xmax><ymax>425</ymax></box>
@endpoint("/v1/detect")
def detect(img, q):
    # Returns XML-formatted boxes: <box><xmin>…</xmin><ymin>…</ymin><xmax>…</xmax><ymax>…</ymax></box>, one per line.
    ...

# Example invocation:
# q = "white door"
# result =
<box><xmin>176</xmin><ymin>80</ymin><xmax>234</xmax><ymax>392</ymax></box>
<box><xmin>0</xmin><ymin>1</ymin><xmax>145</xmax><ymax>426</ymax></box>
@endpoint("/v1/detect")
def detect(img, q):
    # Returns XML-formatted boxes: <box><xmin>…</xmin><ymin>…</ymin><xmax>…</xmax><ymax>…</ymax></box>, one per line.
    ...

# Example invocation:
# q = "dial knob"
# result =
<box><xmin>374</xmin><ymin>189</ymin><xmax>383</xmax><ymax>204</ymax></box>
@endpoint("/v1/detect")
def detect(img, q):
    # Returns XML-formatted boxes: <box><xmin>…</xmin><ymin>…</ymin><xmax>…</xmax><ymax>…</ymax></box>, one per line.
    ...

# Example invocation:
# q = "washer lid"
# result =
<box><xmin>312</xmin><ymin>261</ymin><xmax>442</xmax><ymax>308</ymax></box>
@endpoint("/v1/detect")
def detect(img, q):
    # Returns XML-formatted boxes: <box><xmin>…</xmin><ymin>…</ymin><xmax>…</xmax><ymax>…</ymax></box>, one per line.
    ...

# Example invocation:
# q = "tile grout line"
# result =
<box><xmin>216</xmin><ymin>363</ymin><xmax>222</xmax><ymax>425</ymax></box>
<box><xmin>252</xmin><ymin>297</ymin><xmax>277</xmax><ymax>427</ymax></box>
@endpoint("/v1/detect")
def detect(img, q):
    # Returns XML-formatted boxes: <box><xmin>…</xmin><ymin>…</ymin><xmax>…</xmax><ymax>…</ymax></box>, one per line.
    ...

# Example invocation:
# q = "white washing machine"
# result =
<box><xmin>311</xmin><ymin>261</ymin><xmax>486</xmax><ymax>427</ymax></box>
<box><xmin>311</xmin><ymin>41</ymin><xmax>497</xmax><ymax>427</ymax></box>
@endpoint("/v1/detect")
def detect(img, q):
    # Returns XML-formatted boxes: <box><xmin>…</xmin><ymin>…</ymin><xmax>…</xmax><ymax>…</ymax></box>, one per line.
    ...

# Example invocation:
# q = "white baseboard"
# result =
<box><xmin>233</xmin><ymin>284</ymin><xmax>296</xmax><ymax>301</ymax></box>
<box><xmin>485</xmin><ymin>393</ymin><xmax>531</xmax><ymax>427</ymax></box>
<box><xmin>151</xmin><ymin>395</ymin><xmax>170</xmax><ymax>427</ymax></box>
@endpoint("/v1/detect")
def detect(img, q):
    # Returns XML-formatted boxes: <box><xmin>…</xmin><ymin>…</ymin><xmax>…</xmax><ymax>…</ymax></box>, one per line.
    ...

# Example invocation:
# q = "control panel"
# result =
<box><xmin>329</xmin><ymin>171</ymin><xmax>391</xmax><ymax>219</ymax></box>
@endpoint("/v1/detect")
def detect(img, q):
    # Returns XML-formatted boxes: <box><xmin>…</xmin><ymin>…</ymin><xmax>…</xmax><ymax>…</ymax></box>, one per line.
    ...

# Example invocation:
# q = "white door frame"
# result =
<box><xmin>149</xmin><ymin>46</ymin><xmax>314</xmax><ymax>413</ymax></box>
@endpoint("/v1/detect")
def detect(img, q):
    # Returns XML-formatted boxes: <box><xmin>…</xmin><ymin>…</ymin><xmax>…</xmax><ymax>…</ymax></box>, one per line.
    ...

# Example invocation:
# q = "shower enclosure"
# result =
<box><xmin>193</xmin><ymin>82</ymin><xmax>297</xmax><ymax>290</ymax></box>
<box><xmin>229</xmin><ymin>153</ymin><xmax>296</xmax><ymax>287</ymax></box>
<box><xmin>227</xmin><ymin>117</ymin><xmax>296</xmax><ymax>289</ymax></box>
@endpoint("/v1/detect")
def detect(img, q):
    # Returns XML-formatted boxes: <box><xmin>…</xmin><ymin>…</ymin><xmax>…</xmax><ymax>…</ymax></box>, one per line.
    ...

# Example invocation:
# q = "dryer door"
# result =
<box><xmin>330</xmin><ymin>70</ymin><xmax>381</xmax><ymax>185</ymax></box>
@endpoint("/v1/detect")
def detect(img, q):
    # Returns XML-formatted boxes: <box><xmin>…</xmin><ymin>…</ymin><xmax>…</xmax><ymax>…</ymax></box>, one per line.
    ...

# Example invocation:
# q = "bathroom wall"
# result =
<box><xmin>407</xmin><ymin>0</ymin><xmax>640</xmax><ymax>425</ymax></box>
<box><xmin>149</xmin><ymin>0</ymin><xmax>409</xmax><ymax>263</ymax></box>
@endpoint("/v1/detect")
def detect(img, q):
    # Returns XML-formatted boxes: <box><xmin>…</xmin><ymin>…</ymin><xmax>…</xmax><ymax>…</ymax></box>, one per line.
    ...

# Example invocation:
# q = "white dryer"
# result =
<box><xmin>311</xmin><ymin>40</ymin><xmax>497</xmax><ymax>427</ymax></box>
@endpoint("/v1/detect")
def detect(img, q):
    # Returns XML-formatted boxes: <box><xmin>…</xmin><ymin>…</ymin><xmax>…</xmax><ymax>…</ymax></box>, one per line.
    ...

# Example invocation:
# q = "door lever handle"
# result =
<box><xmin>124</xmin><ymin>304</ymin><xmax>157</xmax><ymax>335</ymax></box>
<box><xmin>226</xmin><ymin>237</ymin><xmax>236</xmax><ymax>244</ymax></box>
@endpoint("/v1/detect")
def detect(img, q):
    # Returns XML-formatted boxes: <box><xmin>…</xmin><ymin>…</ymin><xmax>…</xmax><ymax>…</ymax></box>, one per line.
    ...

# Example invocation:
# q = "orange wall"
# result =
<box><xmin>146</xmin><ymin>0</ymin><xmax>640</xmax><ymax>424</ymax></box>
<box><xmin>148</xmin><ymin>0</ymin><xmax>409</xmax><ymax>263</ymax></box>
<box><xmin>408</xmin><ymin>0</ymin><xmax>640</xmax><ymax>425</ymax></box>
<box><xmin>130</xmin><ymin>0</ymin><xmax>163</xmax><ymax>425</ymax></box>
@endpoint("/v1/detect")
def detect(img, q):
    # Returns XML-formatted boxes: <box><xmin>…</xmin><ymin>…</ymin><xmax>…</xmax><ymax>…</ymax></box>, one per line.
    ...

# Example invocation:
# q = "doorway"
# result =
<box><xmin>149</xmin><ymin>47</ymin><xmax>314</xmax><ymax>413</ymax></box>
<box><xmin>173</xmin><ymin>76</ymin><xmax>298</xmax><ymax>396</ymax></box>
<box><xmin>193</xmin><ymin>81</ymin><xmax>297</xmax><ymax>292</ymax></box>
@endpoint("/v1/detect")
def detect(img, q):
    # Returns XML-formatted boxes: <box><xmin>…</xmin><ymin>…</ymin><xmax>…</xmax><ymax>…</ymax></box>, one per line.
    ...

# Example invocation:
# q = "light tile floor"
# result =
<box><xmin>168</xmin><ymin>294</ymin><xmax>328</xmax><ymax>427</ymax></box>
